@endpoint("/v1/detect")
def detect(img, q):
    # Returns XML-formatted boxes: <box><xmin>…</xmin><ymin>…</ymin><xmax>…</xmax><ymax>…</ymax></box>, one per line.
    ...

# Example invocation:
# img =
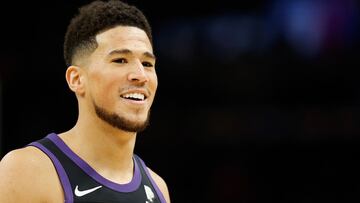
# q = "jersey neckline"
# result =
<box><xmin>46</xmin><ymin>133</ymin><xmax>142</xmax><ymax>193</ymax></box>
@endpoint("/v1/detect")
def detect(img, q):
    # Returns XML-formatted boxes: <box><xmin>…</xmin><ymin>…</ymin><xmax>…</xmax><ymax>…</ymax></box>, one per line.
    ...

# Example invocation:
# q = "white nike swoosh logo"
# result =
<box><xmin>74</xmin><ymin>185</ymin><xmax>102</xmax><ymax>197</ymax></box>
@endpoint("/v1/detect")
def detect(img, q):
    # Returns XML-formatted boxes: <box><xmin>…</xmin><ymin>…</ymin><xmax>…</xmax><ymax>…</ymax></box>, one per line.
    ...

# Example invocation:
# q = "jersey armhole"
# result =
<box><xmin>28</xmin><ymin>142</ymin><xmax>74</xmax><ymax>203</ymax></box>
<box><xmin>134</xmin><ymin>155</ymin><xmax>167</xmax><ymax>203</ymax></box>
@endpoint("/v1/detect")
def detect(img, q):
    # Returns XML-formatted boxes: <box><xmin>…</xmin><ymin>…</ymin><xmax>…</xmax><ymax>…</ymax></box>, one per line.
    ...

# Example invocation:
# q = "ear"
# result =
<box><xmin>65</xmin><ymin>65</ymin><xmax>86</xmax><ymax>96</ymax></box>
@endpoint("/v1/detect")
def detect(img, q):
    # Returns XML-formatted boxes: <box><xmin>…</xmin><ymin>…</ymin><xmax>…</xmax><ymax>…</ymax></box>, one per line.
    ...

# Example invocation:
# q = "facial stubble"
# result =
<box><xmin>93</xmin><ymin>101</ymin><xmax>150</xmax><ymax>133</ymax></box>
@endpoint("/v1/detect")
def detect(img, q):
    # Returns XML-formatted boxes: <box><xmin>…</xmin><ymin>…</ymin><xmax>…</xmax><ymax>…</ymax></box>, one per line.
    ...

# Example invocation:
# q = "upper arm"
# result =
<box><xmin>148</xmin><ymin>168</ymin><xmax>171</xmax><ymax>203</ymax></box>
<box><xmin>0</xmin><ymin>147</ymin><xmax>57</xmax><ymax>202</ymax></box>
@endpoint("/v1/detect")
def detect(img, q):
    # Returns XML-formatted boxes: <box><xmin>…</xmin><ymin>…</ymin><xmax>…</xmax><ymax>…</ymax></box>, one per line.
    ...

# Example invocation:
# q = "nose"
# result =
<box><xmin>127</xmin><ymin>61</ymin><xmax>149</xmax><ymax>83</ymax></box>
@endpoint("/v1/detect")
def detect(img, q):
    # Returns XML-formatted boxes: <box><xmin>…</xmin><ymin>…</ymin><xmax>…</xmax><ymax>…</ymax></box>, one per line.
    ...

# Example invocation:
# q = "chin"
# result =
<box><xmin>94</xmin><ymin>103</ymin><xmax>151</xmax><ymax>132</ymax></box>
<box><xmin>119</xmin><ymin>118</ymin><xmax>150</xmax><ymax>133</ymax></box>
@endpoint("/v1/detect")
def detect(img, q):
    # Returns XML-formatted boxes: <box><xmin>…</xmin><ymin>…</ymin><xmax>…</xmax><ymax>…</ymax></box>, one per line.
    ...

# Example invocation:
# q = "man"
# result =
<box><xmin>0</xmin><ymin>0</ymin><xmax>170</xmax><ymax>202</ymax></box>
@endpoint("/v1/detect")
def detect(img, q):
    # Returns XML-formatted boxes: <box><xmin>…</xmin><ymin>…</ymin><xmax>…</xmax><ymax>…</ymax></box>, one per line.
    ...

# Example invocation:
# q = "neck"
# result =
<box><xmin>59</xmin><ymin>112</ymin><xmax>137</xmax><ymax>183</ymax></box>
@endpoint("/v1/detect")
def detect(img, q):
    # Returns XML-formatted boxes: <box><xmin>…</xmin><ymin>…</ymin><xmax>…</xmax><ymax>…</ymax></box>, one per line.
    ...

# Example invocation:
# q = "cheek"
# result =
<box><xmin>147</xmin><ymin>74</ymin><xmax>158</xmax><ymax>105</ymax></box>
<box><xmin>150</xmin><ymin>72</ymin><xmax>158</xmax><ymax>91</ymax></box>
<box><xmin>88</xmin><ymin>72</ymin><xmax>121</xmax><ymax>103</ymax></box>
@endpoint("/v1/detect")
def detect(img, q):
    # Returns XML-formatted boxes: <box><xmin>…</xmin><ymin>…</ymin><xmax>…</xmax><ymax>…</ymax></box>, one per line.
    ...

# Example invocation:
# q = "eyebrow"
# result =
<box><xmin>107</xmin><ymin>49</ymin><xmax>156</xmax><ymax>60</ymax></box>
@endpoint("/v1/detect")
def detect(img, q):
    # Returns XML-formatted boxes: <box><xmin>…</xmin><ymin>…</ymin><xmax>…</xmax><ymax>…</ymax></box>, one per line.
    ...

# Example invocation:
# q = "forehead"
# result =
<box><xmin>95</xmin><ymin>26</ymin><xmax>153</xmax><ymax>55</ymax></box>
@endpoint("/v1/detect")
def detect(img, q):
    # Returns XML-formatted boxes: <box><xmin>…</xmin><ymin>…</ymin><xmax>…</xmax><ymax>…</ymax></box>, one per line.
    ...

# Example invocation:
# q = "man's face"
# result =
<box><xmin>84</xmin><ymin>26</ymin><xmax>157</xmax><ymax>132</ymax></box>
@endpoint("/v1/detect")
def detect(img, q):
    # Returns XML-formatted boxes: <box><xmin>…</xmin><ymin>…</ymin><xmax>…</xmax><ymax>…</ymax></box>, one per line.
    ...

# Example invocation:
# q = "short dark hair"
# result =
<box><xmin>64</xmin><ymin>0</ymin><xmax>152</xmax><ymax>66</ymax></box>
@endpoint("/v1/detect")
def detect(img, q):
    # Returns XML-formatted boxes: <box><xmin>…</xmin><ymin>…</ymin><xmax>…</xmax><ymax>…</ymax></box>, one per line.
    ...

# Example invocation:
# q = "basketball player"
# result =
<box><xmin>0</xmin><ymin>0</ymin><xmax>170</xmax><ymax>202</ymax></box>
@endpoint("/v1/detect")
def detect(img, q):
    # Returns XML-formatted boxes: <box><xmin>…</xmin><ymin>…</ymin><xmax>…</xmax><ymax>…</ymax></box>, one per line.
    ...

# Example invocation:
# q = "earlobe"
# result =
<box><xmin>65</xmin><ymin>66</ymin><xmax>85</xmax><ymax>96</ymax></box>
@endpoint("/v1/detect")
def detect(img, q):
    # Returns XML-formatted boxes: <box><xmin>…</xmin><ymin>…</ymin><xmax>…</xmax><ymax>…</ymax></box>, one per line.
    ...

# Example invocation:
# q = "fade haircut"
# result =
<box><xmin>64</xmin><ymin>0</ymin><xmax>152</xmax><ymax>66</ymax></box>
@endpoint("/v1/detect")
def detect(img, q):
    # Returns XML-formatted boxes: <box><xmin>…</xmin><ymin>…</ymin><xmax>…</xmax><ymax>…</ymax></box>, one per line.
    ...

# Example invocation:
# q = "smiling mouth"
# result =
<box><xmin>120</xmin><ymin>92</ymin><xmax>147</xmax><ymax>101</ymax></box>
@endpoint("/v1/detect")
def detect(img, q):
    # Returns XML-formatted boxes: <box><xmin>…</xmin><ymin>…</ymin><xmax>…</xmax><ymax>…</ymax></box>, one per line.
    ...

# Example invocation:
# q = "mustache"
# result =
<box><xmin>118</xmin><ymin>86</ymin><xmax>151</xmax><ymax>95</ymax></box>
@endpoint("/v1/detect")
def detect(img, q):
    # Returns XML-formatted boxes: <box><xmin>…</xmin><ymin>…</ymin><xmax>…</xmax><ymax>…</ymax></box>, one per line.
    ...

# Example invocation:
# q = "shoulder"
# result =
<box><xmin>147</xmin><ymin>167</ymin><xmax>171</xmax><ymax>203</ymax></box>
<box><xmin>0</xmin><ymin>146</ymin><xmax>63</xmax><ymax>202</ymax></box>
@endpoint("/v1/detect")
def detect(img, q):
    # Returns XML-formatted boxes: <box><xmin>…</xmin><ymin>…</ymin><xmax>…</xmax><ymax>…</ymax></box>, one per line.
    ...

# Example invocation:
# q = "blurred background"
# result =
<box><xmin>1</xmin><ymin>0</ymin><xmax>360</xmax><ymax>202</ymax></box>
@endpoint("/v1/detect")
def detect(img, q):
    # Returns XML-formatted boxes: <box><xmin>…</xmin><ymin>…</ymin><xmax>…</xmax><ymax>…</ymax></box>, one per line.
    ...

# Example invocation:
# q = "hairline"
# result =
<box><xmin>71</xmin><ymin>25</ymin><xmax>152</xmax><ymax>66</ymax></box>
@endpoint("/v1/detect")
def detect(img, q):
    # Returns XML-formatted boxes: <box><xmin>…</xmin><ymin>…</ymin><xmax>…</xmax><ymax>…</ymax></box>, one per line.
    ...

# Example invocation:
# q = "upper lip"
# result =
<box><xmin>120</xmin><ymin>89</ymin><xmax>149</xmax><ymax>99</ymax></box>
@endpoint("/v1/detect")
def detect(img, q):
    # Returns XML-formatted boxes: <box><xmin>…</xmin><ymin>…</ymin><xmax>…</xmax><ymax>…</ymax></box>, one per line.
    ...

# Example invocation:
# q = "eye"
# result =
<box><xmin>142</xmin><ymin>61</ymin><xmax>154</xmax><ymax>67</ymax></box>
<box><xmin>112</xmin><ymin>58</ymin><xmax>127</xmax><ymax>64</ymax></box>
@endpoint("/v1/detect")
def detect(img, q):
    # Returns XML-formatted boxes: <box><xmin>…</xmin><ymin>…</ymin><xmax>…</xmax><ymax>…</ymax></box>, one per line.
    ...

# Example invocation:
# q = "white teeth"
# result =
<box><xmin>122</xmin><ymin>93</ymin><xmax>145</xmax><ymax>100</ymax></box>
